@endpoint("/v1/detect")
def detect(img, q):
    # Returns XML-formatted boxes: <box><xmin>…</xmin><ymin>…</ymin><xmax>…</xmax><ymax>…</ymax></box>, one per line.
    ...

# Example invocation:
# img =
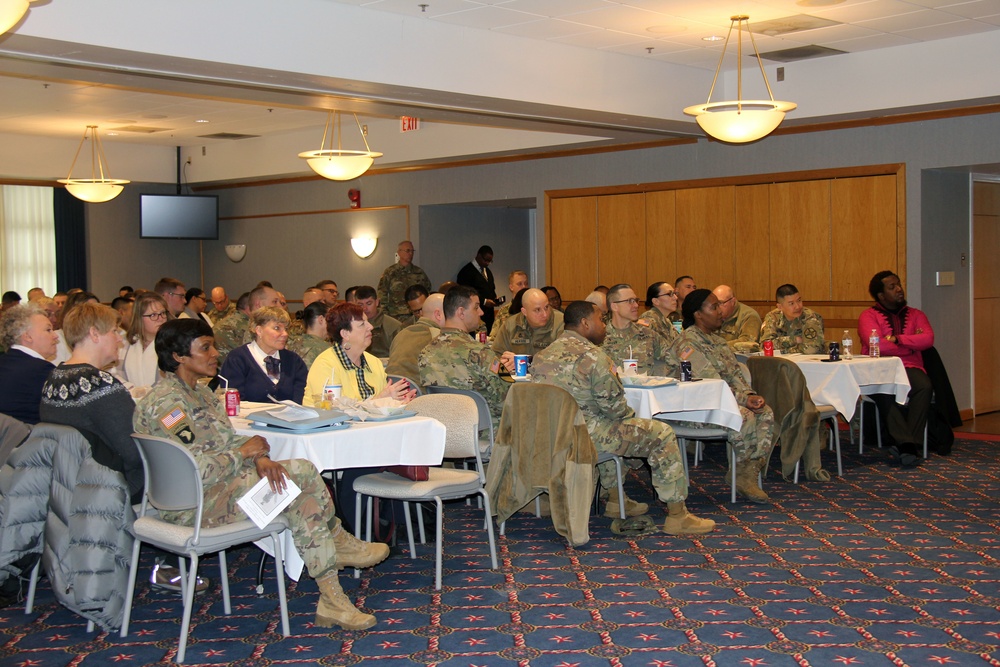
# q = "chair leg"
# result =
<box><xmin>24</xmin><ymin>559</ymin><xmax>40</xmax><ymax>614</ymax></box>
<box><xmin>269</xmin><ymin>532</ymin><xmax>290</xmax><ymax>637</ymax></box>
<box><xmin>255</xmin><ymin>550</ymin><xmax>267</xmax><ymax>595</ymax></box>
<box><xmin>86</xmin><ymin>620</ymin><xmax>95</xmax><ymax>633</ymax></box>
<box><xmin>833</xmin><ymin>419</ymin><xmax>843</xmax><ymax>476</ymax></box>
<box><xmin>176</xmin><ymin>553</ymin><xmax>200</xmax><ymax>663</ymax></box>
<box><xmin>416</xmin><ymin>503</ymin><xmax>428</xmax><ymax>544</ymax></box>
<box><xmin>121</xmin><ymin>539</ymin><xmax>143</xmax><ymax>637</ymax></box>
<box><xmin>402</xmin><ymin>501</ymin><xmax>418</xmax><ymax>559</ymax></box>
<box><xmin>613</xmin><ymin>456</ymin><xmax>625</xmax><ymax>520</ymax></box>
<box><xmin>218</xmin><ymin>551</ymin><xmax>231</xmax><ymax>615</ymax></box>
<box><xmin>793</xmin><ymin>461</ymin><xmax>799</xmax><ymax>484</ymax></box>
<box><xmin>728</xmin><ymin>444</ymin><xmax>736</xmax><ymax>504</ymax></box>
<box><xmin>479</xmin><ymin>490</ymin><xmax>499</xmax><ymax>571</ymax></box>
<box><xmin>434</xmin><ymin>497</ymin><xmax>444</xmax><ymax>590</ymax></box>
<box><xmin>859</xmin><ymin>401</ymin><xmax>866</xmax><ymax>455</ymax></box>
<box><xmin>923</xmin><ymin>421</ymin><xmax>929</xmax><ymax>458</ymax></box>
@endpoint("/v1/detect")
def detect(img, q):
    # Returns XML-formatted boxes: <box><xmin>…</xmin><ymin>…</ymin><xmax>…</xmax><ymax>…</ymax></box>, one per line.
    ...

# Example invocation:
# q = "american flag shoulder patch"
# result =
<box><xmin>490</xmin><ymin>359</ymin><xmax>500</xmax><ymax>373</ymax></box>
<box><xmin>161</xmin><ymin>407</ymin><xmax>185</xmax><ymax>430</ymax></box>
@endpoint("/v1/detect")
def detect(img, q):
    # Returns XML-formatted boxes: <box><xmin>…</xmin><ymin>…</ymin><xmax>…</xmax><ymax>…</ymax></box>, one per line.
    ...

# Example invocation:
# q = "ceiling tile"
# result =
<box><xmin>493</xmin><ymin>17</ymin><xmax>601</xmax><ymax>38</ymax></box>
<box><xmin>819</xmin><ymin>30</ymin><xmax>920</xmax><ymax>48</ymax></box>
<box><xmin>859</xmin><ymin>7</ymin><xmax>969</xmax><ymax>28</ymax></box>
<box><xmin>502</xmin><ymin>0</ymin><xmax>614</xmax><ymax>18</ymax></box>
<box><xmin>938</xmin><ymin>0</ymin><xmax>1000</xmax><ymax>18</ymax></box>
<box><xmin>895</xmin><ymin>15</ymin><xmax>1000</xmax><ymax>35</ymax></box>
<box><xmin>811</xmin><ymin>0</ymin><xmax>939</xmax><ymax>21</ymax></box>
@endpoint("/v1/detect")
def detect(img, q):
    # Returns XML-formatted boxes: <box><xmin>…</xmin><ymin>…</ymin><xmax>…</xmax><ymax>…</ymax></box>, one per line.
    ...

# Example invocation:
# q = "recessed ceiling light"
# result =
<box><xmin>195</xmin><ymin>119</ymin><xmax>210</xmax><ymax>123</ymax></box>
<box><xmin>702</xmin><ymin>35</ymin><xmax>725</xmax><ymax>42</ymax></box>
<box><xmin>106</xmin><ymin>132</ymin><xmax>119</xmax><ymax>136</ymax></box>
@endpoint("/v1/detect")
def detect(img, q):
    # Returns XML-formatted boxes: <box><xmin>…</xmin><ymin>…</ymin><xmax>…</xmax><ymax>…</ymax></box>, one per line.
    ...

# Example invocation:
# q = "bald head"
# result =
<box><xmin>302</xmin><ymin>287</ymin><xmax>323</xmax><ymax>307</ymax></box>
<box><xmin>585</xmin><ymin>291</ymin><xmax>607</xmax><ymax>314</ymax></box>
<box><xmin>712</xmin><ymin>285</ymin><xmax>737</xmax><ymax>320</ymax></box>
<box><xmin>521</xmin><ymin>288</ymin><xmax>552</xmax><ymax>328</ymax></box>
<box><xmin>423</xmin><ymin>293</ymin><xmax>446</xmax><ymax>327</ymax></box>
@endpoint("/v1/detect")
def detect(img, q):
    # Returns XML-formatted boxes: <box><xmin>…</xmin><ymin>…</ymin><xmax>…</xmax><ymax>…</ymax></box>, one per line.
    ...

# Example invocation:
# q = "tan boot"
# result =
<box><xmin>662</xmin><ymin>502</ymin><xmax>716</xmax><ymax>535</ymax></box>
<box><xmin>315</xmin><ymin>572</ymin><xmax>376</xmax><ymax>630</ymax></box>
<box><xmin>333</xmin><ymin>526</ymin><xmax>390</xmax><ymax>569</ymax></box>
<box><xmin>735</xmin><ymin>460</ymin><xmax>770</xmax><ymax>504</ymax></box>
<box><xmin>603</xmin><ymin>485</ymin><xmax>649</xmax><ymax>518</ymax></box>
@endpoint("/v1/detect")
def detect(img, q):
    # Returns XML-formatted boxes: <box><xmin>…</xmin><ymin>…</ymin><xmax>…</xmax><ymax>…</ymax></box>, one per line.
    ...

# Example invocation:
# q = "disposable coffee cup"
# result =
<box><xmin>514</xmin><ymin>355</ymin><xmax>529</xmax><ymax>378</ymax></box>
<box><xmin>324</xmin><ymin>384</ymin><xmax>342</xmax><ymax>401</ymax></box>
<box><xmin>622</xmin><ymin>359</ymin><xmax>638</xmax><ymax>376</ymax></box>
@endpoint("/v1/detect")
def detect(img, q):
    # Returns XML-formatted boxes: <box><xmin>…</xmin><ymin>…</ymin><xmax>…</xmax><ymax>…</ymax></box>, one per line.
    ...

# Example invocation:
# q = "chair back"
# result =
<box><xmin>408</xmin><ymin>394</ymin><xmax>481</xmax><ymax>475</ymax></box>
<box><xmin>425</xmin><ymin>385</ymin><xmax>494</xmax><ymax>452</ymax></box>
<box><xmin>131</xmin><ymin>433</ymin><xmax>203</xmax><ymax>522</ymax></box>
<box><xmin>387</xmin><ymin>374</ymin><xmax>423</xmax><ymax>396</ymax></box>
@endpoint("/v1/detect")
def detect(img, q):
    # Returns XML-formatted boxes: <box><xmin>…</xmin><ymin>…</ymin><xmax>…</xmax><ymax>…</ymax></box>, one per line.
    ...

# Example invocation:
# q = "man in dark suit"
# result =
<box><xmin>0</xmin><ymin>304</ymin><xmax>59</xmax><ymax>424</ymax></box>
<box><xmin>457</xmin><ymin>245</ymin><xmax>499</xmax><ymax>333</ymax></box>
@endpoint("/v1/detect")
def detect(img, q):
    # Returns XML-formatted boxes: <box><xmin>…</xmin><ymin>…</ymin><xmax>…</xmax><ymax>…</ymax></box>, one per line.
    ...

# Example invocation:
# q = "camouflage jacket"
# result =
<box><xmin>530</xmin><ymin>331</ymin><xmax>634</xmax><ymax>427</ymax></box>
<box><xmin>637</xmin><ymin>307</ymin><xmax>680</xmax><ymax>344</ymax></box>
<box><xmin>601</xmin><ymin>320</ymin><xmax>678</xmax><ymax>376</ymax></box>
<box><xmin>490</xmin><ymin>310</ymin><xmax>564</xmax><ymax>356</ymax></box>
<box><xmin>718</xmin><ymin>301</ymin><xmax>762</xmax><ymax>354</ymax></box>
<box><xmin>488</xmin><ymin>302</ymin><xmax>512</xmax><ymax>342</ymax></box>
<box><xmin>377</xmin><ymin>263</ymin><xmax>432</xmax><ymax>319</ymax></box>
<box><xmin>759</xmin><ymin>307</ymin><xmax>826</xmax><ymax>354</ymax></box>
<box><xmin>675</xmin><ymin>326</ymin><xmax>756</xmax><ymax>405</ymax></box>
<box><xmin>213</xmin><ymin>311</ymin><xmax>251</xmax><ymax>364</ymax></box>
<box><xmin>133</xmin><ymin>373</ymin><xmax>251</xmax><ymax>523</ymax></box>
<box><xmin>418</xmin><ymin>328</ymin><xmax>511</xmax><ymax>429</ymax></box>
<box><xmin>369</xmin><ymin>312</ymin><xmax>402</xmax><ymax>359</ymax></box>
<box><xmin>386</xmin><ymin>317</ymin><xmax>441</xmax><ymax>389</ymax></box>
<box><xmin>286</xmin><ymin>333</ymin><xmax>330</xmax><ymax>369</ymax></box>
<box><xmin>208</xmin><ymin>301</ymin><xmax>236</xmax><ymax>325</ymax></box>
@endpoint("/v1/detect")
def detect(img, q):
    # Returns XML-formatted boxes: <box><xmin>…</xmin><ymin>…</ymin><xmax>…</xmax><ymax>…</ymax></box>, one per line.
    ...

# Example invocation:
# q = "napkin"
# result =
<box><xmin>329</xmin><ymin>396</ymin><xmax>406</xmax><ymax>421</ymax></box>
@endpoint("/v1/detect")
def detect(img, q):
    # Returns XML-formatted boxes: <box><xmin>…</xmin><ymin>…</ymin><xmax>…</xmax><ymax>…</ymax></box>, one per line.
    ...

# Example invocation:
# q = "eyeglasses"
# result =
<box><xmin>167</xmin><ymin>292</ymin><xmax>185</xmax><ymax>298</ymax></box>
<box><xmin>656</xmin><ymin>291</ymin><xmax>675</xmax><ymax>298</ymax></box>
<box><xmin>143</xmin><ymin>311</ymin><xmax>168</xmax><ymax>320</ymax></box>
<box><xmin>612</xmin><ymin>298</ymin><xmax>639</xmax><ymax>305</ymax></box>
<box><xmin>718</xmin><ymin>296</ymin><xmax>735</xmax><ymax>306</ymax></box>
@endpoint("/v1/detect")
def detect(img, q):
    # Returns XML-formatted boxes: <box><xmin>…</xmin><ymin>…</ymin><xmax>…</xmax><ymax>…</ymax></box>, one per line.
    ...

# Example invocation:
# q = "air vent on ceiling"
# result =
<box><xmin>750</xmin><ymin>14</ymin><xmax>839</xmax><ymax>36</ymax></box>
<box><xmin>758</xmin><ymin>44</ymin><xmax>846</xmax><ymax>62</ymax></box>
<box><xmin>110</xmin><ymin>125</ymin><xmax>170</xmax><ymax>134</ymax></box>
<box><xmin>198</xmin><ymin>132</ymin><xmax>259</xmax><ymax>140</ymax></box>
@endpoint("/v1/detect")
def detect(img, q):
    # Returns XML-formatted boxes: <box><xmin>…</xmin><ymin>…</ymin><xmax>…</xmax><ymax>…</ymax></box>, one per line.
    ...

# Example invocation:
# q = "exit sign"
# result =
<box><xmin>400</xmin><ymin>116</ymin><xmax>420</xmax><ymax>132</ymax></box>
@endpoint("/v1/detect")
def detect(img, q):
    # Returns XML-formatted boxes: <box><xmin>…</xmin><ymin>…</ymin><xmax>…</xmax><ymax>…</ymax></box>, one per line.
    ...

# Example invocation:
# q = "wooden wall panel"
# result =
<box><xmin>597</xmin><ymin>193</ymin><xmax>646</xmax><ymax>291</ymax></box>
<box><xmin>973</xmin><ymin>213</ymin><xmax>1000</xmax><ymax>299</ymax></box>
<box><xmin>974</xmin><ymin>181</ymin><xmax>1000</xmax><ymax>215</ymax></box>
<box><xmin>769</xmin><ymin>180</ymin><xmax>831</xmax><ymax>300</ymax></box>
<box><xmin>831</xmin><ymin>175</ymin><xmax>897</xmax><ymax>301</ymax></box>
<box><xmin>735</xmin><ymin>184</ymin><xmax>771</xmax><ymax>301</ymax></box>
<box><xmin>645</xmin><ymin>190</ymin><xmax>676</xmax><ymax>290</ymax></box>
<box><xmin>549</xmin><ymin>196</ymin><xmax>598</xmax><ymax>300</ymax></box>
<box><xmin>675</xmin><ymin>186</ymin><xmax>736</xmax><ymax>288</ymax></box>
<box><xmin>974</xmin><ymin>297</ymin><xmax>1000</xmax><ymax>413</ymax></box>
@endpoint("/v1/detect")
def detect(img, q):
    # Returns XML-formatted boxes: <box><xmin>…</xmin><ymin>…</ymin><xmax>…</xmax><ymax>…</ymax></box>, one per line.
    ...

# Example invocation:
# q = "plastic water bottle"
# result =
<box><xmin>842</xmin><ymin>329</ymin><xmax>853</xmax><ymax>360</ymax></box>
<box><xmin>868</xmin><ymin>329</ymin><xmax>880</xmax><ymax>358</ymax></box>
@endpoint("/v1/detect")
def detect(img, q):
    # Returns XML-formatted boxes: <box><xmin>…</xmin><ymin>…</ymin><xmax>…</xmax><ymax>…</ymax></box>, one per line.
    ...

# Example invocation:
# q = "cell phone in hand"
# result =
<box><xmin>496</xmin><ymin>295</ymin><xmax>506</xmax><ymax>305</ymax></box>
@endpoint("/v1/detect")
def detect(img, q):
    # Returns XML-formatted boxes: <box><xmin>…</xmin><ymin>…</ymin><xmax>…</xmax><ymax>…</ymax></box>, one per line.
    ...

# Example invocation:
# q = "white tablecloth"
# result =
<box><xmin>231</xmin><ymin>410</ymin><xmax>446</xmax><ymax>579</ymax></box>
<box><xmin>786</xmin><ymin>354</ymin><xmax>911</xmax><ymax>420</ymax></box>
<box><xmin>623</xmin><ymin>378</ymin><xmax>743</xmax><ymax>430</ymax></box>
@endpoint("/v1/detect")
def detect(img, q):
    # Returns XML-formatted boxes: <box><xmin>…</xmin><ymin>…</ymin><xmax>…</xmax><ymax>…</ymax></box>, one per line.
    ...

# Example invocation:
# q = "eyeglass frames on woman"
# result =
<box><xmin>143</xmin><ymin>311</ymin><xmax>168</xmax><ymax>320</ymax></box>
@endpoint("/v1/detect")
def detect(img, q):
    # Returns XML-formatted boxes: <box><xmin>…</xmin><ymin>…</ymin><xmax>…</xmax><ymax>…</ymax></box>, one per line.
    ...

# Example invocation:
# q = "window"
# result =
<box><xmin>0</xmin><ymin>185</ymin><xmax>56</xmax><ymax>296</ymax></box>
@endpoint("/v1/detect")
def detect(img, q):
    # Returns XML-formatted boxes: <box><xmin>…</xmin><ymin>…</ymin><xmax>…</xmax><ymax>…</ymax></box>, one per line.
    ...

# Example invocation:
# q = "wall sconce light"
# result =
<box><xmin>351</xmin><ymin>237</ymin><xmax>377</xmax><ymax>259</ymax></box>
<box><xmin>225</xmin><ymin>244</ymin><xmax>247</xmax><ymax>262</ymax></box>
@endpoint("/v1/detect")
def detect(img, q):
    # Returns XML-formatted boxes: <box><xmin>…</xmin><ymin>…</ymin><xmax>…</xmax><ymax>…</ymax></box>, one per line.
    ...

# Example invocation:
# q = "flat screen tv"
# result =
<box><xmin>140</xmin><ymin>194</ymin><xmax>219</xmax><ymax>240</ymax></box>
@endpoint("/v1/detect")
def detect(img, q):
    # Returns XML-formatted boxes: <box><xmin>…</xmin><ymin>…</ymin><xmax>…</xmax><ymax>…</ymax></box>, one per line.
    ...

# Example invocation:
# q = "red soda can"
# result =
<box><xmin>478</xmin><ymin>331</ymin><xmax>487</xmax><ymax>343</ymax></box>
<box><xmin>225</xmin><ymin>388</ymin><xmax>240</xmax><ymax>416</ymax></box>
<box><xmin>763</xmin><ymin>340</ymin><xmax>774</xmax><ymax>357</ymax></box>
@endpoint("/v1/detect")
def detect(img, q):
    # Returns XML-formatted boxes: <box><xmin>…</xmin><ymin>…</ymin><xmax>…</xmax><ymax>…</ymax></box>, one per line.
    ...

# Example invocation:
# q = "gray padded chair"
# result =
<box><xmin>122</xmin><ymin>434</ymin><xmax>290</xmax><ymax>663</ymax></box>
<box><xmin>352</xmin><ymin>394</ymin><xmax>498</xmax><ymax>590</ymax></box>
<box><xmin>425</xmin><ymin>385</ymin><xmax>494</xmax><ymax>463</ymax></box>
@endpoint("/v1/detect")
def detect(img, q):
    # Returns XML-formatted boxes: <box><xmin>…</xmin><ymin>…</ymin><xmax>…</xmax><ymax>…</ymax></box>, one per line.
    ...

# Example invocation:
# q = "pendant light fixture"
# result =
<box><xmin>683</xmin><ymin>15</ymin><xmax>796</xmax><ymax>144</ymax></box>
<box><xmin>57</xmin><ymin>126</ymin><xmax>130</xmax><ymax>203</ymax></box>
<box><xmin>298</xmin><ymin>111</ymin><xmax>382</xmax><ymax>181</ymax></box>
<box><xmin>0</xmin><ymin>0</ymin><xmax>37</xmax><ymax>35</ymax></box>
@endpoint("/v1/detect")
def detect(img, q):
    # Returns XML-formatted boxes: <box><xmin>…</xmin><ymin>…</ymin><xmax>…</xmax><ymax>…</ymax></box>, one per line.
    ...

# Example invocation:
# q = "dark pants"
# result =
<box><xmin>871</xmin><ymin>367</ymin><xmax>933</xmax><ymax>455</ymax></box>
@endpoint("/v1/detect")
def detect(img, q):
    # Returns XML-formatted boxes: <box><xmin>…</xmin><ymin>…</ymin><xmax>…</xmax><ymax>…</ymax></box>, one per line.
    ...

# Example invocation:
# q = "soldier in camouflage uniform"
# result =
<box><xmin>419</xmin><ymin>286</ymin><xmax>514</xmax><ymax>433</ymax></box>
<box><xmin>638</xmin><ymin>281</ymin><xmax>681</xmax><ymax>342</ymax></box>
<box><xmin>713</xmin><ymin>285</ymin><xmax>762</xmax><ymax>355</ymax></box>
<box><xmin>531</xmin><ymin>301</ymin><xmax>714</xmax><ymax>535</ymax></box>
<box><xmin>377</xmin><ymin>241</ymin><xmax>432</xmax><ymax>320</ymax></box>
<box><xmin>387</xmin><ymin>293</ymin><xmax>444</xmax><ymax>391</ymax></box>
<box><xmin>212</xmin><ymin>294</ymin><xmax>251</xmax><ymax>366</ymax></box>
<box><xmin>209</xmin><ymin>287</ymin><xmax>236</xmax><ymax>324</ymax></box>
<box><xmin>675</xmin><ymin>290</ymin><xmax>776</xmax><ymax>503</ymax></box>
<box><xmin>491</xmin><ymin>288</ymin><xmax>564</xmax><ymax>356</ymax></box>
<box><xmin>352</xmin><ymin>285</ymin><xmax>401</xmax><ymax>358</ymax></box>
<box><xmin>133</xmin><ymin>318</ymin><xmax>388</xmax><ymax>630</ymax></box>
<box><xmin>603</xmin><ymin>283</ymin><xmax>678</xmax><ymax>376</ymax></box>
<box><xmin>759</xmin><ymin>284</ymin><xmax>826</xmax><ymax>354</ymax></box>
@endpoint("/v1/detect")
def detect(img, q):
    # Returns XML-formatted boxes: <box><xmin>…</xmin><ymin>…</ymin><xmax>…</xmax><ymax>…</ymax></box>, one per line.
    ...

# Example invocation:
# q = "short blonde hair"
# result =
<box><xmin>63</xmin><ymin>302</ymin><xmax>118</xmax><ymax>349</ymax></box>
<box><xmin>250</xmin><ymin>306</ymin><xmax>290</xmax><ymax>340</ymax></box>
<box><xmin>0</xmin><ymin>304</ymin><xmax>44</xmax><ymax>350</ymax></box>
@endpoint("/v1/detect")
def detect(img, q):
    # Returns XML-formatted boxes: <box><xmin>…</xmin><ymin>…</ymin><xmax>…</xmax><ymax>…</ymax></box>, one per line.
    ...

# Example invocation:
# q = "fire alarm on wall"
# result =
<box><xmin>348</xmin><ymin>189</ymin><xmax>361</xmax><ymax>209</ymax></box>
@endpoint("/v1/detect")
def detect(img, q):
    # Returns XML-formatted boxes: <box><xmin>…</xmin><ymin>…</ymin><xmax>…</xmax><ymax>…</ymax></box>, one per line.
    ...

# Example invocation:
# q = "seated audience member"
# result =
<box><xmin>118</xmin><ymin>285</ymin><xmax>134</xmax><ymax>298</ymax></box>
<box><xmin>213</xmin><ymin>290</ymin><xmax>253</xmax><ymax>364</ymax></box>
<box><xmin>111</xmin><ymin>295</ymin><xmax>135</xmax><ymax>331</ymax></box>
<box><xmin>760</xmin><ymin>284</ymin><xmax>826</xmax><ymax>354</ymax></box>
<box><xmin>53</xmin><ymin>292</ymin><xmax>68</xmax><ymax>310</ymax></box>
<box><xmin>594</xmin><ymin>285</ymin><xmax>610</xmax><ymax>295</ymax></box>
<box><xmin>402</xmin><ymin>284</ymin><xmax>430</xmax><ymax>327</ymax></box>
<box><xmin>181</xmin><ymin>287</ymin><xmax>214</xmax><ymax>327</ymax></box>
<box><xmin>437</xmin><ymin>281</ymin><xmax>458</xmax><ymax>294</ymax></box>
<box><xmin>639</xmin><ymin>281</ymin><xmax>681</xmax><ymax>339</ymax></box>
<box><xmin>118</xmin><ymin>292</ymin><xmax>171</xmax><ymax>392</ymax></box>
<box><xmin>859</xmin><ymin>271</ymin><xmax>939</xmax><ymax>466</ymax></box>
<box><xmin>39</xmin><ymin>302</ymin><xmax>144</xmax><ymax>503</ymax></box>
<box><xmin>585</xmin><ymin>290</ymin><xmax>608</xmax><ymax>315</ymax></box>
<box><xmin>209</xmin><ymin>286</ymin><xmax>236</xmax><ymax>322</ymax></box>
<box><xmin>287</xmin><ymin>302</ymin><xmax>331</xmax><ymax>369</ymax></box>
<box><xmin>542</xmin><ymin>286</ymin><xmax>563</xmax><ymax>312</ymax></box>
<box><xmin>38</xmin><ymin>297</ymin><xmax>60</xmax><ymax>330</ymax></box>
<box><xmin>315</xmin><ymin>280</ymin><xmax>339</xmax><ymax>306</ymax></box>
<box><xmin>386</xmin><ymin>292</ymin><xmax>445</xmax><ymax>391</ymax></box>
<box><xmin>489</xmin><ymin>271</ymin><xmax>529</xmax><ymax>343</ymax></box>
<box><xmin>0</xmin><ymin>304</ymin><xmax>58</xmax><ymax>423</ymax></box>
<box><xmin>220</xmin><ymin>306</ymin><xmax>308</xmax><ymax>404</ymax></box>
<box><xmin>343</xmin><ymin>286</ymin><xmax>360</xmax><ymax>303</ymax></box>
<box><xmin>713</xmin><ymin>284</ymin><xmax>762</xmax><ymax>354</ymax></box>
<box><xmin>673</xmin><ymin>276</ymin><xmax>697</xmax><ymax>319</ymax></box>
<box><xmin>353</xmin><ymin>285</ymin><xmax>401</xmax><ymax>359</ymax></box>
<box><xmin>304</xmin><ymin>302</ymin><xmax>415</xmax><ymax>407</ymax></box>
<box><xmin>419</xmin><ymin>286</ymin><xmax>514</xmax><ymax>432</ymax></box>
<box><xmin>26</xmin><ymin>287</ymin><xmax>46</xmax><ymax>302</ymax></box>
<box><xmin>1</xmin><ymin>291</ymin><xmax>21</xmax><ymax>312</ymax></box>
<box><xmin>674</xmin><ymin>290</ymin><xmax>776</xmax><ymax>503</ymax></box>
<box><xmin>302</xmin><ymin>287</ymin><xmax>324</xmax><ymax>309</ymax></box>
<box><xmin>531</xmin><ymin>301</ymin><xmax>715</xmax><ymax>534</ymax></box>
<box><xmin>154</xmin><ymin>277</ymin><xmax>188</xmax><ymax>318</ymax></box>
<box><xmin>53</xmin><ymin>291</ymin><xmax>99</xmax><ymax>366</ymax></box>
<box><xmin>491</xmin><ymin>288</ymin><xmax>565</xmax><ymax>357</ymax></box>
<box><xmin>134</xmin><ymin>318</ymin><xmax>389</xmax><ymax>629</ymax></box>
<box><xmin>603</xmin><ymin>283</ymin><xmax>677</xmax><ymax>375</ymax></box>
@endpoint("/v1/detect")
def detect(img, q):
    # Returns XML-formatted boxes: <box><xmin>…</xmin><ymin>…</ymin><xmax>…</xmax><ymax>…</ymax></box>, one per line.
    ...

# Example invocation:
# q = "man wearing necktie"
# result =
<box><xmin>457</xmin><ymin>245</ymin><xmax>498</xmax><ymax>333</ymax></box>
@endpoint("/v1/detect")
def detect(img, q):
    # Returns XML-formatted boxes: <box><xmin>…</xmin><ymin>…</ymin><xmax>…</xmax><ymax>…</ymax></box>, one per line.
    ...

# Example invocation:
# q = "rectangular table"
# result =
<box><xmin>232</xmin><ymin>406</ymin><xmax>447</xmax><ymax>579</ymax></box>
<box><xmin>623</xmin><ymin>378</ymin><xmax>743</xmax><ymax>430</ymax></box>
<box><xmin>784</xmin><ymin>354</ymin><xmax>910</xmax><ymax>420</ymax></box>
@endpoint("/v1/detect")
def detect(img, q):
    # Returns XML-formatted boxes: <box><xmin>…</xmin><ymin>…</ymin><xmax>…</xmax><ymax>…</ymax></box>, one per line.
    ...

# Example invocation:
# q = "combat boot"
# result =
<box><xmin>662</xmin><ymin>502</ymin><xmax>716</xmax><ymax>535</ymax></box>
<box><xmin>333</xmin><ymin>526</ymin><xmax>390</xmax><ymax>569</ymax></box>
<box><xmin>603</xmin><ymin>485</ymin><xmax>649</xmax><ymax>518</ymax></box>
<box><xmin>315</xmin><ymin>572</ymin><xmax>376</xmax><ymax>630</ymax></box>
<box><xmin>735</xmin><ymin>460</ymin><xmax>770</xmax><ymax>504</ymax></box>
